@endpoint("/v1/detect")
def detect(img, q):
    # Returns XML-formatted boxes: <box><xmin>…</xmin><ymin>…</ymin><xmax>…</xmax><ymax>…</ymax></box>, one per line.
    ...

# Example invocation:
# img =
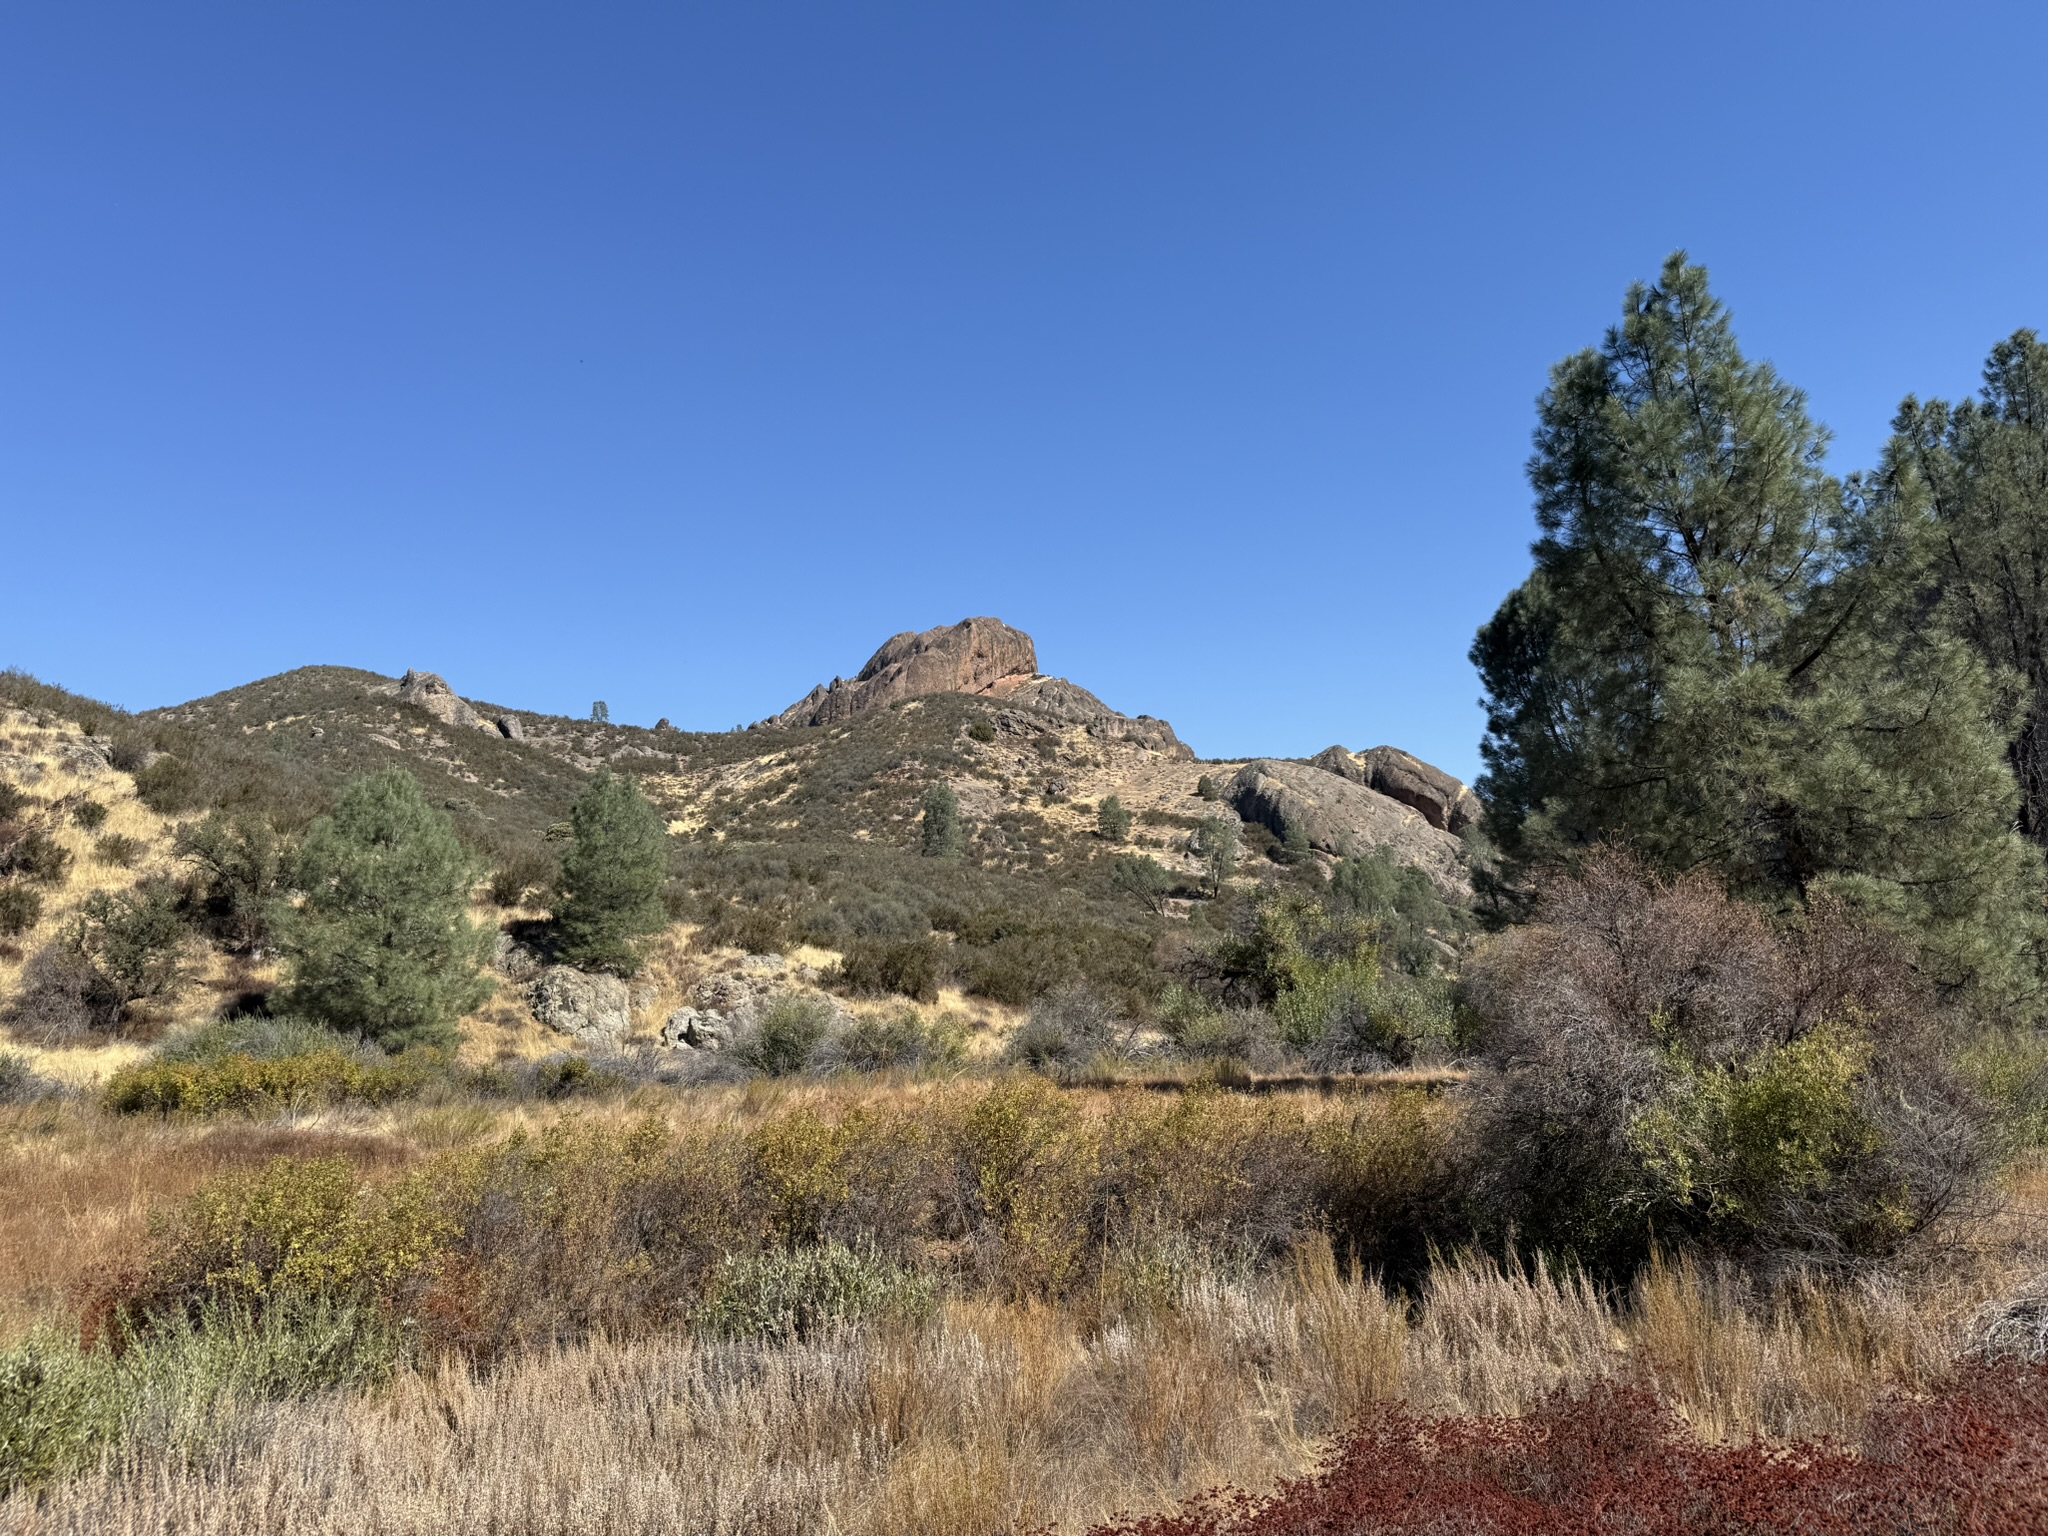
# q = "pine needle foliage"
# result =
<box><xmin>276</xmin><ymin>769</ymin><xmax>491</xmax><ymax>1050</ymax></box>
<box><xmin>1473</xmin><ymin>254</ymin><xmax>2044</xmax><ymax>1012</ymax></box>
<box><xmin>553</xmin><ymin>768</ymin><xmax>669</xmax><ymax>975</ymax></box>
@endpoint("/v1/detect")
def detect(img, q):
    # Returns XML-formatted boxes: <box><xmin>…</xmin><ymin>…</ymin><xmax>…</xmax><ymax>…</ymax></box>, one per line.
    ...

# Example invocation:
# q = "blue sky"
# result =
<box><xmin>3</xmin><ymin>3</ymin><xmax>2044</xmax><ymax>779</ymax></box>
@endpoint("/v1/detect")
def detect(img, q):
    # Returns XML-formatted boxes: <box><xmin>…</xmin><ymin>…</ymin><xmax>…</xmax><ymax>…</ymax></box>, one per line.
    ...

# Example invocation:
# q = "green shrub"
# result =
<box><xmin>0</xmin><ymin>1333</ymin><xmax>116</xmax><ymax>1494</ymax></box>
<box><xmin>92</xmin><ymin>833</ymin><xmax>144</xmax><ymax>867</ymax></box>
<box><xmin>154</xmin><ymin>1013</ymin><xmax>371</xmax><ymax>1066</ymax></box>
<box><xmin>0</xmin><ymin>825</ymin><xmax>69</xmax><ymax>885</ymax></box>
<box><xmin>0</xmin><ymin>883</ymin><xmax>42</xmax><ymax>937</ymax></box>
<box><xmin>732</xmin><ymin>994</ymin><xmax>838</xmax><ymax>1076</ymax></box>
<box><xmin>967</xmin><ymin>718</ymin><xmax>996</xmax><ymax>744</ymax></box>
<box><xmin>68</xmin><ymin>799</ymin><xmax>108</xmax><ymax>832</ymax></box>
<box><xmin>1195</xmin><ymin>774</ymin><xmax>1219</xmax><ymax>801</ymax></box>
<box><xmin>920</xmin><ymin>784</ymin><xmax>964</xmax><ymax>860</ymax></box>
<box><xmin>62</xmin><ymin>881</ymin><xmax>192</xmax><ymax>1031</ymax></box>
<box><xmin>103</xmin><ymin>1048</ymin><xmax>444</xmax><ymax>1116</ymax></box>
<box><xmin>174</xmin><ymin>811</ymin><xmax>290</xmax><ymax>954</ymax></box>
<box><xmin>836</xmin><ymin>935</ymin><xmax>942</xmax><ymax>1002</ymax></box>
<box><xmin>0</xmin><ymin>784</ymin><xmax>27</xmax><ymax>822</ymax></box>
<box><xmin>1629</xmin><ymin>1021</ymin><xmax>1889</xmax><ymax>1247</ymax></box>
<box><xmin>826</xmin><ymin>1006</ymin><xmax>966</xmax><ymax>1072</ymax></box>
<box><xmin>692</xmin><ymin>1243</ymin><xmax>936</xmax><ymax>1341</ymax></box>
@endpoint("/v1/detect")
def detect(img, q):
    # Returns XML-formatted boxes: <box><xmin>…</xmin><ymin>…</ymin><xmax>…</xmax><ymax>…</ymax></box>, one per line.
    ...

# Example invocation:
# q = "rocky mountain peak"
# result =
<box><xmin>757</xmin><ymin>618</ymin><xmax>1039</xmax><ymax>730</ymax></box>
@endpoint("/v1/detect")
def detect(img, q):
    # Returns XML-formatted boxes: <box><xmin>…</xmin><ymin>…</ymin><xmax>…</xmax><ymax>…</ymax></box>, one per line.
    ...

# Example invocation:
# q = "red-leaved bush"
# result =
<box><xmin>1089</xmin><ymin>1366</ymin><xmax>2048</xmax><ymax>1536</ymax></box>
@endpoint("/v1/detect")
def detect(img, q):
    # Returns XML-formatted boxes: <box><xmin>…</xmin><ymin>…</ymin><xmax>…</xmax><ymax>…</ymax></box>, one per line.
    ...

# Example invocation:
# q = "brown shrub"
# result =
<box><xmin>1460</xmin><ymin>851</ymin><xmax>1994</xmax><ymax>1271</ymax></box>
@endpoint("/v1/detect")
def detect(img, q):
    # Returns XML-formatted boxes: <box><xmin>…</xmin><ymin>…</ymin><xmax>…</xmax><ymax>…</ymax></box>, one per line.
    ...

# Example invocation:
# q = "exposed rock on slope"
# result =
<box><xmin>756</xmin><ymin>617</ymin><xmax>1190</xmax><ymax>757</ymax></box>
<box><xmin>760</xmin><ymin>618</ymin><xmax>1038</xmax><ymax>729</ymax></box>
<box><xmin>398</xmin><ymin>669</ymin><xmax>524</xmax><ymax>741</ymax></box>
<box><xmin>1230</xmin><ymin>759</ymin><xmax>1469</xmax><ymax>900</ymax></box>
<box><xmin>1309</xmin><ymin>744</ymin><xmax>1483</xmax><ymax>834</ymax></box>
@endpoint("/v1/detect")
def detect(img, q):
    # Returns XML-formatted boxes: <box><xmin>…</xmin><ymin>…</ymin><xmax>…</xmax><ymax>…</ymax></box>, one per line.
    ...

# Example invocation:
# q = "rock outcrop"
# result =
<box><xmin>1228</xmin><ymin>759</ymin><xmax>1469</xmax><ymax>900</ymax></box>
<box><xmin>998</xmin><ymin>677</ymin><xmax>1190</xmax><ymax>757</ymax></box>
<box><xmin>756</xmin><ymin>618</ymin><xmax>1191</xmax><ymax>756</ymax></box>
<box><xmin>528</xmin><ymin>965</ymin><xmax>631</xmax><ymax>1044</ymax></box>
<box><xmin>760</xmin><ymin>618</ymin><xmax>1037</xmax><ymax>729</ymax></box>
<box><xmin>1308</xmin><ymin>745</ymin><xmax>1483</xmax><ymax>834</ymax></box>
<box><xmin>396</xmin><ymin>670</ymin><xmax>494</xmax><ymax>734</ymax></box>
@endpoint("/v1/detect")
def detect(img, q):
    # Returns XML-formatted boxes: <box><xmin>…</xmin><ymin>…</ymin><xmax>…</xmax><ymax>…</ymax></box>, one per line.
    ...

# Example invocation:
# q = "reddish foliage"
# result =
<box><xmin>1089</xmin><ymin>1367</ymin><xmax>2048</xmax><ymax>1536</ymax></box>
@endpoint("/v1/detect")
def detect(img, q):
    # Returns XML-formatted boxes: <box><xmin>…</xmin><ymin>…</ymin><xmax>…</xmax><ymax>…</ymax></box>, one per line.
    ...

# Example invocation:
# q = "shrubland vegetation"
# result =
<box><xmin>4</xmin><ymin>261</ymin><xmax>2048</xmax><ymax>1530</ymax></box>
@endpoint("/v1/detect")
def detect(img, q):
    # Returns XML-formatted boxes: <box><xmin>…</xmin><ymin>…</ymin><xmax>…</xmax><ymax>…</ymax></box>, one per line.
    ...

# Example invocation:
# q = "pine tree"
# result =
<box><xmin>277</xmin><ymin>769</ymin><xmax>491</xmax><ymax>1049</ymax></box>
<box><xmin>1473</xmin><ymin>255</ymin><xmax>2043</xmax><ymax>1009</ymax></box>
<box><xmin>920</xmin><ymin>784</ymin><xmax>964</xmax><ymax>859</ymax></box>
<box><xmin>1096</xmin><ymin>795</ymin><xmax>1133</xmax><ymax>842</ymax></box>
<box><xmin>554</xmin><ymin>768</ymin><xmax>670</xmax><ymax>975</ymax></box>
<box><xmin>1887</xmin><ymin>331</ymin><xmax>2048</xmax><ymax>842</ymax></box>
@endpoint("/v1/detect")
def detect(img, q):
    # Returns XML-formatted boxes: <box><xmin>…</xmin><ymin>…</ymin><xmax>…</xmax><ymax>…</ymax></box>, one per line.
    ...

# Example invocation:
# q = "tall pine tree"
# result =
<box><xmin>278</xmin><ymin>769</ymin><xmax>492</xmax><ymax>1049</ymax></box>
<box><xmin>1886</xmin><ymin>331</ymin><xmax>2048</xmax><ymax>842</ymax></box>
<box><xmin>1473</xmin><ymin>255</ymin><xmax>2042</xmax><ymax>1010</ymax></box>
<box><xmin>554</xmin><ymin>768</ymin><xmax>669</xmax><ymax>975</ymax></box>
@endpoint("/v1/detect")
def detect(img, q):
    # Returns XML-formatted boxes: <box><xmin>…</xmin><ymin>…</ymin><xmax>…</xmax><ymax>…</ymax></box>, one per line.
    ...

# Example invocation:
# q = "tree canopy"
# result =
<box><xmin>277</xmin><ymin>768</ymin><xmax>492</xmax><ymax>1049</ymax></box>
<box><xmin>1473</xmin><ymin>254</ymin><xmax>2043</xmax><ymax>1011</ymax></box>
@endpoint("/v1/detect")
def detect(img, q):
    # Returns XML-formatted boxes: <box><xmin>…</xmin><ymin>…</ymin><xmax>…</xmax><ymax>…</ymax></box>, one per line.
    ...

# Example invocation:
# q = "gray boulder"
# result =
<box><xmin>398</xmin><ymin>669</ymin><xmax>499</xmax><ymax>734</ymax></box>
<box><xmin>1228</xmin><ymin>759</ymin><xmax>1469</xmax><ymax>900</ymax></box>
<box><xmin>661</xmin><ymin>1008</ymin><xmax>734</xmax><ymax>1051</ymax></box>
<box><xmin>528</xmin><ymin>965</ymin><xmax>631</xmax><ymax>1044</ymax></box>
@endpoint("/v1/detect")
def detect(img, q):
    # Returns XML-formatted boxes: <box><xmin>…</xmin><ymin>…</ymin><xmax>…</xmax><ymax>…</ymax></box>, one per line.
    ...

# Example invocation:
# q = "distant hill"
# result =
<box><xmin>1</xmin><ymin>621</ymin><xmax>1480</xmax><ymax>1006</ymax></box>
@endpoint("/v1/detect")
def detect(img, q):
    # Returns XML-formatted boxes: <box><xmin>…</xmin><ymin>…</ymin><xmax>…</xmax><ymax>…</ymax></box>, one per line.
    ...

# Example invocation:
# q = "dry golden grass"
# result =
<box><xmin>6</xmin><ymin>1225</ymin><xmax>2042</xmax><ymax>1536</ymax></box>
<box><xmin>0</xmin><ymin>1107</ymin><xmax>413</xmax><ymax>1343</ymax></box>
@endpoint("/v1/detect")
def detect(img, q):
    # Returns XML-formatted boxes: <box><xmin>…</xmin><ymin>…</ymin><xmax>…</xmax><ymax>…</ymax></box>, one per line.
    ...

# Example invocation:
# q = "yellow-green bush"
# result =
<box><xmin>102</xmin><ymin>1049</ymin><xmax>444</xmax><ymax>1115</ymax></box>
<box><xmin>110</xmin><ymin>1083</ymin><xmax>1465</xmax><ymax>1357</ymax></box>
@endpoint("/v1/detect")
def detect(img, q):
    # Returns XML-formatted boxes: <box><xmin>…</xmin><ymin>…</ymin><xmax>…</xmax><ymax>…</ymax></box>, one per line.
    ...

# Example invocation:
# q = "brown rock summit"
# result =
<box><xmin>1308</xmin><ymin>744</ymin><xmax>1483</xmax><ymax>834</ymax></box>
<box><xmin>759</xmin><ymin>617</ymin><xmax>1040</xmax><ymax>729</ymax></box>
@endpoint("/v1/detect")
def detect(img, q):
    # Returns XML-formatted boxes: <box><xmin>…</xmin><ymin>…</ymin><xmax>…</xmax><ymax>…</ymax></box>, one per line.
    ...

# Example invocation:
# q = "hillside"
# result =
<box><xmin>0</xmin><ymin>621</ymin><xmax>1480</xmax><ymax>1047</ymax></box>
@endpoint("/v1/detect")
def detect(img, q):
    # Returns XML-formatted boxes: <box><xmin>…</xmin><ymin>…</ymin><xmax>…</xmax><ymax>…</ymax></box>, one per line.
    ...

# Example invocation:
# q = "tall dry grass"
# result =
<box><xmin>5</xmin><ymin>1225</ymin><xmax>2039</xmax><ymax>1536</ymax></box>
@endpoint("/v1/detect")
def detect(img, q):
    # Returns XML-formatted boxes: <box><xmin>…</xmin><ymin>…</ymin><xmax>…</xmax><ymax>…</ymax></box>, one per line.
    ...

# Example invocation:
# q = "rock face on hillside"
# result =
<box><xmin>1229</xmin><ymin>759</ymin><xmax>1469</xmax><ymax>900</ymax></box>
<box><xmin>756</xmin><ymin>617</ymin><xmax>1191</xmax><ymax>757</ymax></box>
<box><xmin>398</xmin><ymin>669</ymin><xmax>525</xmax><ymax>741</ymax></box>
<box><xmin>760</xmin><ymin>618</ymin><xmax>1037</xmax><ymax>729</ymax></box>
<box><xmin>1309</xmin><ymin>745</ymin><xmax>1483</xmax><ymax>834</ymax></box>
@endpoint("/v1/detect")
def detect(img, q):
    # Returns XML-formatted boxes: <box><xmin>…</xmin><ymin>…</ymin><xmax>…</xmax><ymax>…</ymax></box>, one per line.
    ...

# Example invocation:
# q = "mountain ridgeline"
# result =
<box><xmin>0</xmin><ymin>618</ymin><xmax>1477</xmax><ymax>1011</ymax></box>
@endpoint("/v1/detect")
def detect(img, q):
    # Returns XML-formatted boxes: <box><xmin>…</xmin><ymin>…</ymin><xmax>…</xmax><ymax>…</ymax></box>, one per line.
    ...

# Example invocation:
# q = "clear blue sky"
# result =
<box><xmin>4</xmin><ymin>3</ymin><xmax>2044</xmax><ymax>779</ymax></box>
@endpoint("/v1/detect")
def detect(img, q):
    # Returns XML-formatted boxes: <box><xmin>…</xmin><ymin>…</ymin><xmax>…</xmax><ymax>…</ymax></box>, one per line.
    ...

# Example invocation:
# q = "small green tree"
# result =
<box><xmin>1096</xmin><ymin>795</ymin><xmax>1133</xmax><ymax>842</ymax></box>
<box><xmin>554</xmin><ymin>768</ymin><xmax>670</xmax><ymax>975</ymax></box>
<box><xmin>1195</xmin><ymin>817</ymin><xmax>1239</xmax><ymax>894</ymax></box>
<box><xmin>277</xmin><ymin>769</ymin><xmax>491</xmax><ymax>1050</ymax></box>
<box><xmin>590</xmin><ymin>701</ymin><xmax>610</xmax><ymax>724</ymax></box>
<box><xmin>920</xmin><ymin>784</ymin><xmax>964</xmax><ymax>859</ymax></box>
<box><xmin>69</xmin><ymin>879</ymin><xmax>190</xmax><ymax>1027</ymax></box>
<box><xmin>176</xmin><ymin>811</ymin><xmax>290</xmax><ymax>955</ymax></box>
<box><xmin>1195</xmin><ymin>774</ymin><xmax>1219</xmax><ymax>801</ymax></box>
<box><xmin>1111</xmin><ymin>853</ymin><xmax>1174</xmax><ymax>913</ymax></box>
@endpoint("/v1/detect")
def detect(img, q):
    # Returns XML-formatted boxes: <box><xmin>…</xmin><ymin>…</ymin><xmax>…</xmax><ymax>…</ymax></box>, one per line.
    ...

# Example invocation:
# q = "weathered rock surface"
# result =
<box><xmin>1000</xmin><ymin>677</ymin><xmax>1190</xmax><ymax>758</ymax></box>
<box><xmin>757</xmin><ymin>618</ymin><xmax>1190</xmax><ymax>757</ymax></box>
<box><xmin>1364</xmin><ymin>747</ymin><xmax>1484</xmax><ymax>834</ymax></box>
<box><xmin>398</xmin><ymin>669</ymin><xmax>499</xmax><ymax>734</ymax></box>
<box><xmin>760</xmin><ymin>617</ymin><xmax>1037</xmax><ymax>729</ymax></box>
<box><xmin>528</xmin><ymin>965</ymin><xmax>631</xmax><ymax>1044</ymax></box>
<box><xmin>1228</xmin><ymin>759</ymin><xmax>1469</xmax><ymax>900</ymax></box>
<box><xmin>661</xmin><ymin>1008</ymin><xmax>734</xmax><ymax>1050</ymax></box>
<box><xmin>1308</xmin><ymin>745</ymin><xmax>1483</xmax><ymax>834</ymax></box>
